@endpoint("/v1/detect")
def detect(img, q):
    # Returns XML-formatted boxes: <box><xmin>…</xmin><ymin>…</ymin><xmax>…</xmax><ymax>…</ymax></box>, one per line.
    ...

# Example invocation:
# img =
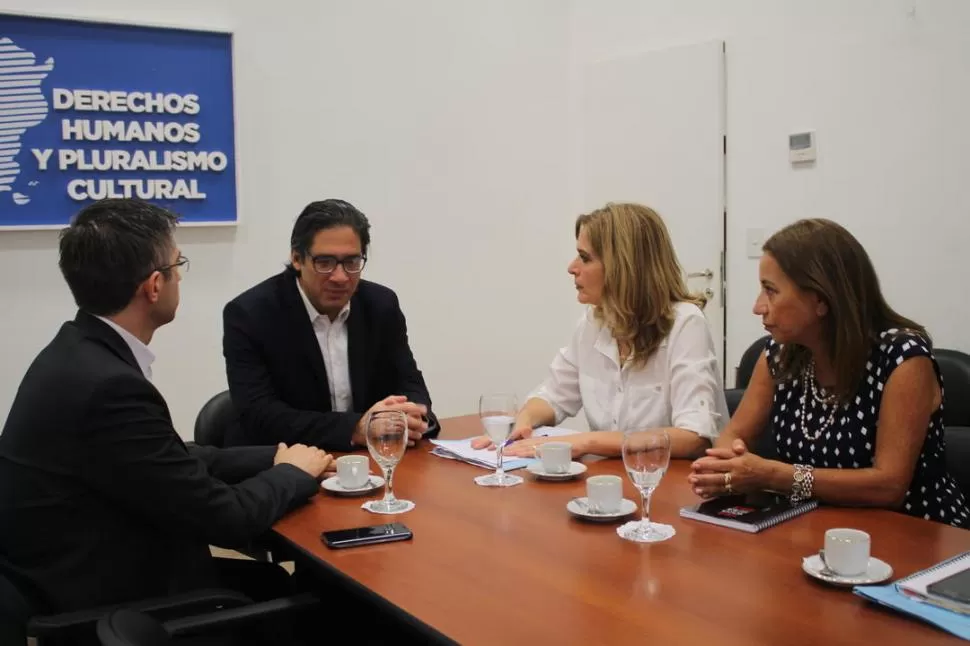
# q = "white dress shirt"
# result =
<box><xmin>296</xmin><ymin>279</ymin><xmax>353</xmax><ymax>412</ymax></box>
<box><xmin>95</xmin><ymin>316</ymin><xmax>156</xmax><ymax>381</ymax></box>
<box><xmin>529</xmin><ymin>302</ymin><xmax>728</xmax><ymax>439</ymax></box>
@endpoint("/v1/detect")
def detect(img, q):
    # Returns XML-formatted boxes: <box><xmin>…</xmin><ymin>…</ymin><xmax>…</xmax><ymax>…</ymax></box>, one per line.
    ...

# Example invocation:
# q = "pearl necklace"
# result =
<box><xmin>799</xmin><ymin>361</ymin><xmax>842</xmax><ymax>441</ymax></box>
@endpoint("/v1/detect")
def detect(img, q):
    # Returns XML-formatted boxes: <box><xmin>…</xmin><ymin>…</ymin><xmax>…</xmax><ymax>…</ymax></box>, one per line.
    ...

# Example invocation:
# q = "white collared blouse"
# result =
<box><xmin>529</xmin><ymin>302</ymin><xmax>728</xmax><ymax>439</ymax></box>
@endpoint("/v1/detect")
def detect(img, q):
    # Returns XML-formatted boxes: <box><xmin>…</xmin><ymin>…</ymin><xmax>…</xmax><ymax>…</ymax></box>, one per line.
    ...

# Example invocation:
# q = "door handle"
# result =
<box><xmin>687</xmin><ymin>269</ymin><xmax>714</xmax><ymax>280</ymax></box>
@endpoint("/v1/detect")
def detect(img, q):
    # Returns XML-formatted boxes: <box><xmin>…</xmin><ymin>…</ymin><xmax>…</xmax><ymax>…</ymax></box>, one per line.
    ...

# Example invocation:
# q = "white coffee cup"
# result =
<box><xmin>586</xmin><ymin>475</ymin><xmax>622</xmax><ymax>514</ymax></box>
<box><xmin>336</xmin><ymin>455</ymin><xmax>369</xmax><ymax>489</ymax></box>
<box><xmin>536</xmin><ymin>442</ymin><xmax>571</xmax><ymax>474</ymax></box>
<box><xmin>820</xmin><ymin>528</ymin><xmax>871</xmax><ymax>576</ymax></box>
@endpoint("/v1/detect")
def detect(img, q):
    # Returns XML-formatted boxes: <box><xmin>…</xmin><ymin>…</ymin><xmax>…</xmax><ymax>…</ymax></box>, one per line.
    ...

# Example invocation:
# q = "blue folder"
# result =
<box><xmin>854</xmin><ymin>552</ymin><xmax>970</xmax><ymax>641</ymax></box>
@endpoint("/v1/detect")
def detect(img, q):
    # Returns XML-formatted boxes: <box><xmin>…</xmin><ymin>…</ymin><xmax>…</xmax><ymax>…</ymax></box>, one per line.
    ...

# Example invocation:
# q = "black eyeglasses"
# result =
<box><xmin>308</xmin><ymin>254</ymin><xmax>366</xmax><ymax>275</ymax></box>
<box><xmin>157</xmin><ymin>254</ymin><xmax>190</xmax><ymax>275</ymax></box>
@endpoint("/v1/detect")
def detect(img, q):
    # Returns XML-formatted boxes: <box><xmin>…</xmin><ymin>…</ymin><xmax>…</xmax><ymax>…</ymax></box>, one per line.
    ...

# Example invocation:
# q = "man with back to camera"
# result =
<box><xmin>0</xmin><ymin>198</ymin><xmax>331</xmax><ymax>644</ymax></box>
<box><xmin>222</xmin><ymin>198</ymin><xmax>438</xmax><ymax>451</ymax></box>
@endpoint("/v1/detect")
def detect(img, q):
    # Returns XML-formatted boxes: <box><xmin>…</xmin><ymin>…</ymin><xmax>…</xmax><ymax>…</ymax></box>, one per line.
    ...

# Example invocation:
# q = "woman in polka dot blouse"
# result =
<box><xmin>689</xmin><ymin>218</ymin><xmax>967</xmax><ymax>527</ymax></box>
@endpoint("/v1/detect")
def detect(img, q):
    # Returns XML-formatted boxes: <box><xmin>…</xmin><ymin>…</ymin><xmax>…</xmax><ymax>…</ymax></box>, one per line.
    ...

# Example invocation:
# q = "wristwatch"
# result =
<box><xmin>790</xmin><ymin>463</ymin><xmax>815</xmax><ymax>504</ymax></box>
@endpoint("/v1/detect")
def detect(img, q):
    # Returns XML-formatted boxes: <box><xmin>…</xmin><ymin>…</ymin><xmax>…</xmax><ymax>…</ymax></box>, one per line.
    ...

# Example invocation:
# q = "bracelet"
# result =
<box><xmin>790</xmin><ymin>463</ymin><xmax>814</xmax><ymax>504</ymax></box>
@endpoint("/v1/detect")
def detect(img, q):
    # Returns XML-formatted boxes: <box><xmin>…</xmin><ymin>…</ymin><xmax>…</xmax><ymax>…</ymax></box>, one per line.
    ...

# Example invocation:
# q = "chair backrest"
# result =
<box><xmin>936</xmin><ymin>348</ymin><xmax>970</xmax><ymax>428</ymax></box>
<box><xmin>97</xmin><ymin>609</ymin><xmax>170</xmax><ymax>646</ymax></box>
<box><xmin>945</xmin><ymin>427</ymin><xmax>970</xmax><ymax>498</ymax></box>
<box><xmin>193</xmin><ymin>390</ymin><xmax>236</xmax><ymax>448</ymax></box>
<box><xmin>735</xmin><ymin>335</ymin><xmax>770</xmax><ymax>389</ymax></box>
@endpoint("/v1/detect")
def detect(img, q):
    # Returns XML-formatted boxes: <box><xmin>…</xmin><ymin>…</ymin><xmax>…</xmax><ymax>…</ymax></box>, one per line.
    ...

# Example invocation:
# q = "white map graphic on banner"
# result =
<box><xmin>0</xmin><ymin>36</ymin><xmax>54</xmax><ymax>207</ymax></box>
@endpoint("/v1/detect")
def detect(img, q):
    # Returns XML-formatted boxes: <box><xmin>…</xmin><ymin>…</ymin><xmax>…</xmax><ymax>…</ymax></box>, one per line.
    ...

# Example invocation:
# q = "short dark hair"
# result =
<box><xmin>290</xmin><ymin>199</ymin><xmax>371</xmax><ymax>260</ymax></box>
<box><xmin>58</xmin><ymin>199</ymin><xmax>180</xmax><ymax>316</ymax></box>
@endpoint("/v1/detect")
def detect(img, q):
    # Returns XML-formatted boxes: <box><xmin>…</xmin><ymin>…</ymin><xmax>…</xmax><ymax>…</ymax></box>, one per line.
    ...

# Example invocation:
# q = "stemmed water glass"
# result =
<box><xmin>365</xmin><ymin>410</ymin><xmax>412</xmax><ymax>513</ymax></box>
<box><xmin>620</xmin><ymin>429</ymin><xmax>674</xmax><ymax>542</ymax></box>
<box><xmin>474</xmin><ymin>393</ymin><xmax>523</xmax><ymax>487</ymax></box>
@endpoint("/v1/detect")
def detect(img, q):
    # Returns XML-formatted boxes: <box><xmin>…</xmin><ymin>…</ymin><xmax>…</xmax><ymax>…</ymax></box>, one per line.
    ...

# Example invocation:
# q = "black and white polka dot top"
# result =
<box><xmin>766</xmin><ymin>330</ymin><xmax>968</xmax><ymax>528</ymax></box>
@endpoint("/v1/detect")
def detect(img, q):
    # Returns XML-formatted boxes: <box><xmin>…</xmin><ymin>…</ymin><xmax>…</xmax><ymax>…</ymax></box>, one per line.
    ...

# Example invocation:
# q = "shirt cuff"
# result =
<box><xmin>672</xmin><ymin>407</ymin><xmax>723</xmax><ymax>439</ymax></box>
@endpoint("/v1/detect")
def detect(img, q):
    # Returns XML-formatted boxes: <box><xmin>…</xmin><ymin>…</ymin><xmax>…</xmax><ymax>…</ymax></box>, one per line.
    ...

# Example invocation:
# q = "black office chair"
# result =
<box><xmin>735</xmin><ymin>334</ymin><xmax>771</xmax><ymax>390</ymax></box>
<box><xmin>97</xmin><ymin>610</ymin><xmax>168</xmax><ymax>646</ymax></box>
<box><xmin>936</xmin><ymin>348</ymin><xmax>970</xmax><ymax>497</ymax></box>
<box><xmin>724</xmin><ymin>389</ymin><xmax>744</xmax><ymax>418</ymax></box>
<box><xmin>722</xmin><ymin>335</ymin><xmax>775</xmax><ymax>458</ymax></box>
<box><xmin>725</xmin><ymin>335</ymin><xmax>771</xmax><ymax>416</ymax></box>
<box><xmin>1</xmin><ymin>569</ymin><xmax>280</xmax><ymax>646</ymax></box>
<box><xmin>193</xmin><ymin>391</ymin><xmax>273</xmax><ymax>563</ymax></box>
<box><xmin>936</xmin><ymin>349</ymin><xmax>970</xmax><ymax>428</ymax></box>
<box><xmin>0</xmin><ymin>572</ymin><xmax>33</xmax><ymax>646</ymax></box>
<box><xmin>193</xmin><ymin>391</ymin><xmax>236</xmax><ymax>449</ymax></box>
<box><xmin>96</xmin><ymin>593</ymin><xmax>319</xmax><ymax>646</ymax></box>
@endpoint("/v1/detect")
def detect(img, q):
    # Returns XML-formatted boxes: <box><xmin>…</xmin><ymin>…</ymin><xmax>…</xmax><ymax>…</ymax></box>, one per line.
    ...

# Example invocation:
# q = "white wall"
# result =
<box><xmin>0</xmin><ymin>0</ymin><xmax>579</xmax><ymax>437</ymax></box>
<box><xmin>571</xmin><ymin>0</ymin><xmax>970</xmax><ymax>381</ymax></box>
<box><xmin>3</xmin><ymin>1</ymin><xmax>970</xmax><ymax>438</ymax></box>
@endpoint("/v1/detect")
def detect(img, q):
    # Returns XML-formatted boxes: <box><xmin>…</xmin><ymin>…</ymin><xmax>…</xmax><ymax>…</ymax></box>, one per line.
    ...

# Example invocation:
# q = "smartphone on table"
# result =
<box><xmin>321</xmin><ymin>522</ymin><xmax>413</xmax><ymax>549</ymax></box>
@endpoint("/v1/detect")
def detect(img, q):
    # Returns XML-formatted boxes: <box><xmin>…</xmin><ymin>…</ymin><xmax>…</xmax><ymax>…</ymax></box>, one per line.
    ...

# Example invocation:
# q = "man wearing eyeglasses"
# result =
<box><xmin>0</xmin><ymin>199</ymin><xmax>333</xmax><ymax>643</ymax></box>
<box><xmin>222</xmin><ymin>199</ymin><xmax>438</xmax><ymax>451</ymax></box>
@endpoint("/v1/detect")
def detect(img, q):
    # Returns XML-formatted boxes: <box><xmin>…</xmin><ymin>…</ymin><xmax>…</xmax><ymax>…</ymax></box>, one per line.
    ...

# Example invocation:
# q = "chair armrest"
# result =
<box><xmin>165</xmin><ymin>592</ymin><xmax>320</xmax><ymax>637</ymax></box>
<box><xmin>27</xmin><ymin>588</ymin><xmax>252</xmax><ymax>636</ymax></box>
<box><xmin>127</xmin><ymin>588</ymin><xmax>253</xmax><ymax>622</ymax></box>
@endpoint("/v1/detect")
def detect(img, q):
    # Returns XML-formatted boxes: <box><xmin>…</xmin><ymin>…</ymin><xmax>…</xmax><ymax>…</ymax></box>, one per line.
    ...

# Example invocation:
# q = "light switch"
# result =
<box><xmin>746</xmin><ymin>228</ymin><xmax>765</xmax><ymax>259</ymax></box>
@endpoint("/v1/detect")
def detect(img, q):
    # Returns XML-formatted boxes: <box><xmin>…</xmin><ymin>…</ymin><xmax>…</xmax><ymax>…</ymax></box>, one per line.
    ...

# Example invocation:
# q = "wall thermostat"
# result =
<box><xmin>789</xmin><ymin>131</ymin><xmax>816</xmax><ymax>163</ymax></box>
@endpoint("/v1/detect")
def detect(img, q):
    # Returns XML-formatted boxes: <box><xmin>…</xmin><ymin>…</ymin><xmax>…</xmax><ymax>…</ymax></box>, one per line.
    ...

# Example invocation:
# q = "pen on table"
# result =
<box><xmin>498</xmin><ymin>436</ymin><xmax>525</xmax><ymax>451</ymax></box>
<box><xmin>498</xmin><ymin>432</ymin><xmax>548</xmax><ymax>451</ymax></box>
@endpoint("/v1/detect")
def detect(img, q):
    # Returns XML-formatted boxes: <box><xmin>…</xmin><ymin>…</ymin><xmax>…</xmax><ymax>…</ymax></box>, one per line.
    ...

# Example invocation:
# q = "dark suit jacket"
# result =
<box><xmin>222</xmin><ymin>269</ymin><xmax>438</xmax><ymax>450</ymax></box>
<box><xmin>0</xmin><ymin>312</ymin><xmax>319</xmax><ymax>614</ymax></box>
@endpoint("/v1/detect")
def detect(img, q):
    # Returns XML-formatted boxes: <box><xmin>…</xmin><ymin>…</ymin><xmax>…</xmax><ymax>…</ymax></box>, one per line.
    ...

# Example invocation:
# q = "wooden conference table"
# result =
<box><xmin>272</xmin><ymin>415</ymin><xmax>970</xmax><ymax>645</ymax></box>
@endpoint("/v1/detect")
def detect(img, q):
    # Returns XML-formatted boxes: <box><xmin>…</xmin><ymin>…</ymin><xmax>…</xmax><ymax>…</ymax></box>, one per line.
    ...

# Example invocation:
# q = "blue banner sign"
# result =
<box><xmin>0</xmin><ymin>13</ymin><xmax>236</xmax><ymax>228</ymax></box>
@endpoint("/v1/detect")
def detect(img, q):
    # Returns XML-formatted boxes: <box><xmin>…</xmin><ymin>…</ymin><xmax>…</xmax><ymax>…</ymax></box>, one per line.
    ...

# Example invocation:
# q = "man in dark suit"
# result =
<box><xmin>222</xmin><ymin>199</ymin><xmax>438</xmax><ymax>450</ymax></box>
<box><xmin>0</xmin><ymin>199</ymin><xmax>332</xmax><ymax>636</ymax></box>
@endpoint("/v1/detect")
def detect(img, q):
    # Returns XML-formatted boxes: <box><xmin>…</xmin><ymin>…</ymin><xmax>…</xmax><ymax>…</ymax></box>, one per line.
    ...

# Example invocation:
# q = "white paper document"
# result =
<box><xmin>428</xmin><ymin>426</ymin><xmax>581</xmax><ymax>470</ymax></box>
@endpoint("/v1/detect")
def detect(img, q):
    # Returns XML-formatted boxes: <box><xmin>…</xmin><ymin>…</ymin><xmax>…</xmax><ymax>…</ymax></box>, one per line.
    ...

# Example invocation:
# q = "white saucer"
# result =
<box><xmin>320</xmin><ymin>475</ymin><xmax>384</xmax><ymax>497</ymax></box>
<box><xmin>801</xmin><ymin>554</ymin><xmax>894</xmax><ymax>587</ymax></box>
<box><xmin>566</xmin><ymin>497</ymin><xmax>637</xmax><ymax>522</ymax></box>
<box><xmin>527</xmin><ymin>461</ymin><xmax>587</xmax><ymax>481</ymax></box>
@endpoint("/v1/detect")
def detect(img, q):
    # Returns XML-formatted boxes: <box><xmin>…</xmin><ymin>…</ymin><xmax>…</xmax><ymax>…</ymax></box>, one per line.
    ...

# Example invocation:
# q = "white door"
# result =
<box><xmin>579</xmin><ymin>40</ymin><xmax>727</xmax><ymax>376</ymax></box>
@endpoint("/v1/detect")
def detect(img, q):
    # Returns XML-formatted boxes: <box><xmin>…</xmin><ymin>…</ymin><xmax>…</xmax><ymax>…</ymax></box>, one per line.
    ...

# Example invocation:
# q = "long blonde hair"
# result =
<box><xmin>576</xmin><ymin>202</ymin><xmax>705</xmax><ymax>368</ymax></box>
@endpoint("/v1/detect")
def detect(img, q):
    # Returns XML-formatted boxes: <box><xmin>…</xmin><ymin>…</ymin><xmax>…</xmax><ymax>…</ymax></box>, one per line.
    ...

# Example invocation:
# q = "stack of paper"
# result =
<box><xmin>429</xmin><ymin>439</ymin><xmax>532</xmax><ymax>471</ymax></box>
<box><xmin>428</xmin><ymin>426</ymin><xmax>580</xmax><ymax>471</ymax></box>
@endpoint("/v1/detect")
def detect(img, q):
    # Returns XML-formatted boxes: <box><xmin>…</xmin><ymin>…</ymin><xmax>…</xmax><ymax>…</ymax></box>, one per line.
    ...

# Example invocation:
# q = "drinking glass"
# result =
<box><xmin>474</xmin><ymin>393</ymin><xmax>523</xmax><ymax>487</ymax></box>
<box><xmin>365</xmin><ymin>410</ymin><xmax>412</xmax><ymax>512</ymax></box>
<box><xmin>620</xmin><ymin>429</ymin><xmax>672</xmax><ymax>542</ymax></box>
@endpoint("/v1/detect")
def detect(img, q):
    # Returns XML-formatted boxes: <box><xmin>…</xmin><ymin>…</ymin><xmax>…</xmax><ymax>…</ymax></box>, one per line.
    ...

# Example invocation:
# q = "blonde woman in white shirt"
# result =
<box><xmin>474</xmin><ymin>202</ymin><xmax>728</xmax><ymax>459</ymax></box>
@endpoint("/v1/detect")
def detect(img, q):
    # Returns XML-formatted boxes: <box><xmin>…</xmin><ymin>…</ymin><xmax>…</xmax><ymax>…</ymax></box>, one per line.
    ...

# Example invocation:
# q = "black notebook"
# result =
<box><xmin>679</xmin><ymin>492</ymin><xmax>818</xmax><ymax>533</ymax></box>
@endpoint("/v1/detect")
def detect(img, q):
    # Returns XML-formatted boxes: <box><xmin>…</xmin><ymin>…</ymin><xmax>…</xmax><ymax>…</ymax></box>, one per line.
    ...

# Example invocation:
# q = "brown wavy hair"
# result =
<box><xmin>763</xmin><ymin>218</ymin><xmax>926</xmax><ymax>401</ymax></box>
<box><xmin>575</xmin><ymin>203</ymin><xmax>705</xmax><ymax>368</ymax></box>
